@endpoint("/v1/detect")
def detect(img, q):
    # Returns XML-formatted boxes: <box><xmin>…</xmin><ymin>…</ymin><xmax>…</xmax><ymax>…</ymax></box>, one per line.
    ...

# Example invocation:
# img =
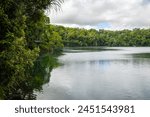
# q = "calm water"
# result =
<box><xmin>37</xmin><ymin>47</ymin><xmax>150</xmax><ymax>100</ymax></box>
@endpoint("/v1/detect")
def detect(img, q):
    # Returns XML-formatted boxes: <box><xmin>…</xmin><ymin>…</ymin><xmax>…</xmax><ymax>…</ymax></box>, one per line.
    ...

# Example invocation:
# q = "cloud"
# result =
<box><xmin>48</xmin><ymin>0</ymin><xmax>150</xmax><ymax>30</ymax></box>
<box><xmin>142</xmin><ymin>0</ymin><xmax>150</xmax><ymax>5</ymax></box>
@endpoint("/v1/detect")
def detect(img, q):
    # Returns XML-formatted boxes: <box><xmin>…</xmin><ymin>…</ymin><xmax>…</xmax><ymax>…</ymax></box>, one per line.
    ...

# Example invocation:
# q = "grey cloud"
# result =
<box><xmin>142</xmin><ymin>0</ymin><xmax>150</xmax><ymax>4</ymax></box>
<box><xmin>49</xmin><ymin>0</ymin><xmax>150</xmax><ymax>30</ymax></box>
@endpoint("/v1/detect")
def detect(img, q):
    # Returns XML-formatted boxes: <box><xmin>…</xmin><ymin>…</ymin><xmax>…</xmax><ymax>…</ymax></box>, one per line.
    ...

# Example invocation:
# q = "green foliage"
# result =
<box><xmin>0</xmin><ymin>38</ymin><xmax>39</xmax><ymax>99</ymax></box>
<box><xmin>0</xmin><ymin>0</ymin><xmax>64</xmax><ymax>99</ymax></box>
<box><xmin>31</xmin><ymin>54</ymin><xmax>59</xmax><ymax>91</ymax></box>
<box><xmin>53</xmin><ymin>25</ymin><xmax>150</xmax><ymax>47</ymax></box>
<box><xmin>37</xmin><ymin>25</ymin><xmax>64</xmax><ymax>54</ymax></box>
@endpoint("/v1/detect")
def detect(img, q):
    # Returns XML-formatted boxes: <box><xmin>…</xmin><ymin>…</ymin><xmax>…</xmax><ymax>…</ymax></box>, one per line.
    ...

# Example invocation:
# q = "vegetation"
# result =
<box><xmin>1</xmin><ymin>0</ymin><xmax>150</xmax><ymax>100</ymax></box>
<box><xmin>52</xmin><ymin>25</ymin><xmax>150</xmax><ymax>47</ymax></box>
<box><xmin>0</xmin><ymin>0</ymin><xmax>63</xmax><ymax>99</ymax></box>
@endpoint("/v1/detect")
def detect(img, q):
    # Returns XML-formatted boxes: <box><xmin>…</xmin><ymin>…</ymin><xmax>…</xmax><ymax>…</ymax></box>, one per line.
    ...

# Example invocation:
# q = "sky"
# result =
<box><xmin>48</xmin><ymin>0</ymin><xmax>150</xmax><ymax>30</ymax></box>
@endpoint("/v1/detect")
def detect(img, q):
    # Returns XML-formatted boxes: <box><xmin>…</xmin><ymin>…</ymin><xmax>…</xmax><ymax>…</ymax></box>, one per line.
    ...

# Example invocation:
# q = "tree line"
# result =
<box><xmin>52</xmin><ymin>25</ymin><xmax>150</xmax><ymax>47</ymax></box>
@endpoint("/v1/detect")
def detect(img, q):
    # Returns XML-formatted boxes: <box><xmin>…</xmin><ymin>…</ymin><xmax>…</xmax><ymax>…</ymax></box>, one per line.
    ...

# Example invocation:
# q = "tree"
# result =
<box><xmin>52</xmin><ymin>25</ymin><xmax>150</xmax><ymax>47</ymax></box>
<box><xmin>0</xmin><ymin>0</ymin><xmax>64</xmax><ymax>99</ymax></box>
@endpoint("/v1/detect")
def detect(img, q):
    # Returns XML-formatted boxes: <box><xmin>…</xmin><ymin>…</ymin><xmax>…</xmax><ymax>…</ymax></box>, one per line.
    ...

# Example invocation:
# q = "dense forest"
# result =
<box><xmin>0</xmin><ymin>0</ymin><xmax>64</xmax><ymax>99</ymax></box>
<box><xmin>52</xmin><ymin>25</ymin><xmax>150</xmax><ymax>47</ymax></box>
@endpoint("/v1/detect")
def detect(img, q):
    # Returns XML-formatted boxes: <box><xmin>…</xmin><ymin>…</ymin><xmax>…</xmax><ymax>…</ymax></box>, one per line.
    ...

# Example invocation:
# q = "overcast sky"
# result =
<box><xmin>48</xmin><ymin>0</ymin><xmax>150</xmax><ymax>30</ymax></box>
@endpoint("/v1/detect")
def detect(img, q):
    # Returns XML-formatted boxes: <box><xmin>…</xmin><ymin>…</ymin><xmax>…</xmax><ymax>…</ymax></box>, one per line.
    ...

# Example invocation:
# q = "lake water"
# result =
<box><xmin>37</xmin><ymin>47</ymin><xmax>150</xmax><ymax>100</ymax></box>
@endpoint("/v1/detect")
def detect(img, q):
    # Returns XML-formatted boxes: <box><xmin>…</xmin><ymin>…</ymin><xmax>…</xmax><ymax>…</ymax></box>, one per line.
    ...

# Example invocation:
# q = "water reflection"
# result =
<box><xmin>37</xmin><ymin>47</ymin><xmax>150</xmax><ymax>100</ymax></box>
<box><xmin>31</xmin><ymin>54</ymin><xmax>59</xmax><ymax>99</ymax></box>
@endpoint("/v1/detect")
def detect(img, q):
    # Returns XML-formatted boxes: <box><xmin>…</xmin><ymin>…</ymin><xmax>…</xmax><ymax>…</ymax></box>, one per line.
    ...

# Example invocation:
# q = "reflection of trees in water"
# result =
<box><xmin>66</xmin><ymin>55</ymin><xmax>150</xmax><ymax>69</ymax></box>
<box><xmin>7</xmin><ymin>54</ymin><xmax>59</xmax><ymax>100</ymax></box>
<box><xmin>131</xmin><ymin>53</ymin><xmax>150</xmax><ymax>58</ymax></box>
<box><xmin>91</xmin><ymin>59</ymin><xmax>150</xmax><ymax>67</ymax></box>
<box><xmin>32</xmin><ymin>54</ymin><xmax>59</xmax><ymax>91</ymax></box>
<box><xmin>89</xmin><ymin>53</ymin><xmax>150</xmax><ymax>66</ymax></box>
<box><xmin>126</xmin><ymin>53</ymin><xmax>150</xmax><ymax>65</ymax></box>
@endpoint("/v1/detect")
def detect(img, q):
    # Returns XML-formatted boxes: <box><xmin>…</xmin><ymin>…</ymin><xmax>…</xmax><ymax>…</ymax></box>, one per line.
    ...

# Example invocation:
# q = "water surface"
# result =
<box><xmin>37</xmin><ymin>47</ymin><xmax>150</xmax><ymax>100</ymax></box>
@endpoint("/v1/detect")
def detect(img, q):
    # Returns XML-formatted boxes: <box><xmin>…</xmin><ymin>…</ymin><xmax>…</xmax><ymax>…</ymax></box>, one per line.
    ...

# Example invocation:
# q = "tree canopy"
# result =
<box><xmin>52</xmin><ymin>25</ymin><xmax>150</xmax><ymax>47</ymax></box>
<box><xmin>0</xmin><ymin>0</ymin><xmax>63</xmax><ymax>99</ymax></box>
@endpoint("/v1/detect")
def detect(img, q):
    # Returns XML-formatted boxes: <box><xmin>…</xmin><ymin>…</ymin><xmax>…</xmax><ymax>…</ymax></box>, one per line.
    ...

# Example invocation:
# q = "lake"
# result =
<box><xmin>36</xmin><ymin>47</ymin><xmax>150</xmax><ymax>100</ymax></box>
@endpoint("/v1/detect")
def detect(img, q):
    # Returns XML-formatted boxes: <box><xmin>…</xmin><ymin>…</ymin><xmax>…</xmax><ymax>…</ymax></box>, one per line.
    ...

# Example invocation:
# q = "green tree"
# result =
<box><xmin>0</xmin><ymin>0</ymin><xmax>64</xmax><ymax>99</ymax></box>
